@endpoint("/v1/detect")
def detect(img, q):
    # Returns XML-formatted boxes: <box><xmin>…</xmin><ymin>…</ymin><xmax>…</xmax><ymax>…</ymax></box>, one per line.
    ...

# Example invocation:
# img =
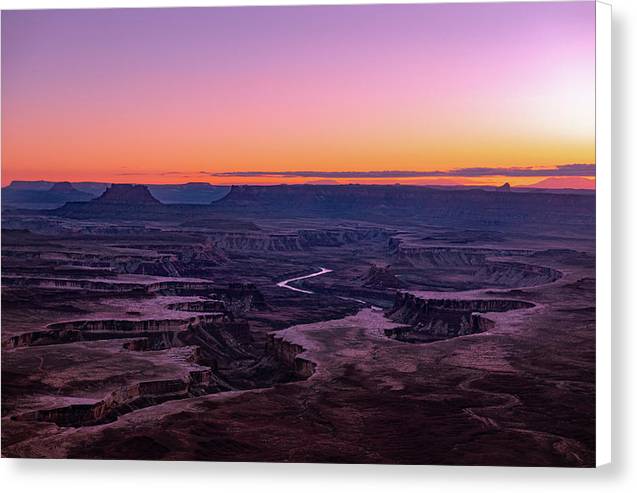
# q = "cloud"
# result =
<box><xmin>451</xmin><ymin>164</ymin><xmax>595</xmax><ymax>177</ymax></box>
<box><xmin>115</xmin><ymin>171</ymin><xmax>193</xmax><ymax>177</ymax></box>
<box><xmin>203</xmin><ymin>164</ymin><xmax>595</xmax><ymax>179</ymax></box>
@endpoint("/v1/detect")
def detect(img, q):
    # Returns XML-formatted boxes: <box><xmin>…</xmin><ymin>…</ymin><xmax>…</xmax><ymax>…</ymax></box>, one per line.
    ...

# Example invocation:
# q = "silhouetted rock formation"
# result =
<box><xmin>95</xmin><ymin>184</ymin><xmax>160</xmax><ymax>205</ymax></box>
<box><xmin>147</xmin><ymin>182</ymin><xmax>230</xmax><ymax>204</ymax></box>
<box><xmin>4</xmin><ymin>180</ymin><xmax>54</xmax><ymax>191</ymax></box>
<box><xmin>497</xmin><ymin>182</ymin><xmax>511</xmax><ymax>192</ymax></box>
<box><xmin>212</xmin><ymin>184</ymin><xmax>595</xmax><ymax>234</ymax></box>
<box><xmin>3</xmin><ymin>180</ymin><xmax>231</xmax><ymax>205</ymax></box>
<box><xmin>49</xmin><ymin>181</ymin><xmax>79</xmax><ymax>193</ymax></box>
<box><xmin>47</xmin><ymin>183</ymin><xmax>595</xmax><ymax>232</ymax></box>
<box><xmin>53</xmin><ymin>184</ymin><xmax>173</xmax><ymax>219</ymax></box>
<box><xmin>1</xmin><ymin>181</ymin><xmax>94</xmax><ymax>209</ymax></box>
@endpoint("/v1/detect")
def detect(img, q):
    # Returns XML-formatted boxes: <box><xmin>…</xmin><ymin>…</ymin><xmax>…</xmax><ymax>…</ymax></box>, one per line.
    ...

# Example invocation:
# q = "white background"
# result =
<box><xmin>0</xmin><ymin>0</ymin><xmax>635</xmax><ymax>491</ymax></box>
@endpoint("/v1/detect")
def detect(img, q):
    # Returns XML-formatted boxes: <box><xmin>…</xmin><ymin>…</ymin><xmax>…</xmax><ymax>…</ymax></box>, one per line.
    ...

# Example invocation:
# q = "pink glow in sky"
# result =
<box><xmin>1</xmin><ymin>2</ymin><xmax>595</xmax><ymax>186</ymax></box>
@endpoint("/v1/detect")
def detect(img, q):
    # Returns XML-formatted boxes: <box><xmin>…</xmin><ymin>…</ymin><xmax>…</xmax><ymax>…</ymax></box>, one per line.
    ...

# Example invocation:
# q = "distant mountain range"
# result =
<box><xmin>1</xmin><ymin>181</ymin><xmax>231</xmax><ymax>209</ymax></box>
<box><xmin>525</xmin><ymin>177</ymin><xmax>595</xmax><ymax>190</ymax></box>
<box><xmin>1</xmin><ymin>181</ymin><xmax>94</xmax><ymax>209</ymax></box>
<box><xmin>240</xmin><ymin>184</ymin><xmax>590</xmax><ymax>231</ymax></box>
<box><xmin>2</xmin><ymin>179</ymin><xmax>595</xmax><ymax>237</ymax></box>
<box><xmin>17</xmin><ymin>182</ymin><xmax>592</xmax><ymax>236</ymax></box>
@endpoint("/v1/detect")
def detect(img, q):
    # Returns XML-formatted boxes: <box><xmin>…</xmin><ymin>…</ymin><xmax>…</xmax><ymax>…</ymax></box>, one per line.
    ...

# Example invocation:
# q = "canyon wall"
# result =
<box><xmin>385</xmin><ymin>292</ymin><xmax>534</xmax><ymax>343</ymax></box>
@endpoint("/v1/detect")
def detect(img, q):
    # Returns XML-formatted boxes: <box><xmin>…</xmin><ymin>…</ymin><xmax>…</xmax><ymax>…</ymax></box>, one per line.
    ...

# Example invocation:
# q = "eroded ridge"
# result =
<box><xmin>265</xmin><ymin>333</ymin><xmax>316</xmax><ymax>379</ymax></box>
<box><xmin>4</xmin><ymin>286</ymin><xmax>307</xmax><ymax>428</ymax></box>
<box><xmin>4</xmin><ymin>313</ymin><xmax>231</xmax><ymax>349</ymax></box>
<box><xmin>385</xmin><ymin>292</ymin><xmax>535</xmax><ymax>343</ymax></box>
<box><xmin>386</xmin><ymin>241</ymin><xmax>563</xmax><ymax>289</ymax></box>
<box><xmin>14</xmin><ymin>368</ymin><xmax>214</xmax><ymax>427</ymax></box>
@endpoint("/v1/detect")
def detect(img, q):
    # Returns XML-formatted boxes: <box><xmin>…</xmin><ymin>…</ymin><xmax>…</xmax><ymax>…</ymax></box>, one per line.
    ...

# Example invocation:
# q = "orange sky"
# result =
<box><xmin>1</xmin><ymin>4</ymin><xmax>595</xmax><ymax>188</ymax></box>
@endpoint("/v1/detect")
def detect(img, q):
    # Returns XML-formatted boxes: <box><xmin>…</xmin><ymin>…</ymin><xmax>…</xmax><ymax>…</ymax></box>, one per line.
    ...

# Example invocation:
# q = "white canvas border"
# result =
<box><xmin>595</xmin><ymin>0</ymin><xmax>612</xmax><ymax>468</ymax></box>
<box><xmin>0</xmin><ymin>0</ymin><xmax>613</xmax><ymax>478</ymax></box>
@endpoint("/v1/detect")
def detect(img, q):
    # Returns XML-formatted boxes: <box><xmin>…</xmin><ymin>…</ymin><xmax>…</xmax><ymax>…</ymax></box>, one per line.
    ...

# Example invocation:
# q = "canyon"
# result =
<box><xmin>1</xmin><ymin>183</ymin><xmax>595</xmax><ymax>466</ymax></box>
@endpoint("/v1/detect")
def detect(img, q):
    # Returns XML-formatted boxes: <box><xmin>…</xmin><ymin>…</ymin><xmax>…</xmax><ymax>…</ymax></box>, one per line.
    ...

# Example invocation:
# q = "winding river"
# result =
<box><xmin>276</xmin><ymin>267</ymin><xmax>333</xmax><ymax>294</ymax></box>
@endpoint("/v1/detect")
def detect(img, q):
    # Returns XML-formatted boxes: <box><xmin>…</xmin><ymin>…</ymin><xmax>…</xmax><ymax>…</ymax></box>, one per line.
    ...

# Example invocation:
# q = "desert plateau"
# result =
<box><xmin>1</xmin><ymin>182</ymin><xmax>595</xmax><ymax>465</ymax></box>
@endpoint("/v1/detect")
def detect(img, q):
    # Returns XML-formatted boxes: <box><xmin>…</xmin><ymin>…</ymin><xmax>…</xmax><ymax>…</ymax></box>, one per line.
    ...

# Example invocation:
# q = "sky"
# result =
<box><xmin>1</xmin><ymin>2</ymin><xmax>596</xmax><ymax>188</ymax></box>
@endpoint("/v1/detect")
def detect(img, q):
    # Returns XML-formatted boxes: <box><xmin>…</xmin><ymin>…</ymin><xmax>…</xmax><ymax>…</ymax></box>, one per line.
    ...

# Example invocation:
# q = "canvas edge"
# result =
<box><xmin>595</xmin><ymin>0</ymin><xmax>612</xmax><ymax>468</ymax></box>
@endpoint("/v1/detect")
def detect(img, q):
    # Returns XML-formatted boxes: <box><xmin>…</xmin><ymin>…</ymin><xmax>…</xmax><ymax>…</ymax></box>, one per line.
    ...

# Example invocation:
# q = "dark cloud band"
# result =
<box><xmin>204</xmin><ymin>164</ymin><xmax>595</xmax><ymax>179</ymax></box>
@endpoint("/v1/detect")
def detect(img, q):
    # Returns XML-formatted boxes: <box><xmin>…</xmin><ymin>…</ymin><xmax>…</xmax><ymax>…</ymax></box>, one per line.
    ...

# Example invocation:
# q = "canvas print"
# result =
<box><xmin>1</xmin><ymin>2</ymin><xmax>597</xmax><ymax>466</ymax></box>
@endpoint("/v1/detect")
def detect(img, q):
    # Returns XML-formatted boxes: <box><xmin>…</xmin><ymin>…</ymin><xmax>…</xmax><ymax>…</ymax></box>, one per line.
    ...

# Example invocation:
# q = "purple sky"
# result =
<box><xmin>1</xmin><ymin>2</ymin><xmax>595</xmax><ymax>186</ymax></box>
